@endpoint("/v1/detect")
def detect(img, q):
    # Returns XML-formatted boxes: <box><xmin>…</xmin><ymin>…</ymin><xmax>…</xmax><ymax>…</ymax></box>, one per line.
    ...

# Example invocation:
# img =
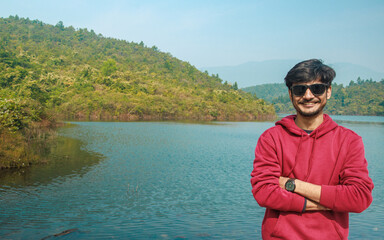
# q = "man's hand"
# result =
<box><xmin>306</xmin><ymin>199</ymin><xmax>330</xmax><ymax>211</ymax></box>
<box><xmin>279</xmin><ymin>176</ymin><xmax>330</xmax><ymax>211</ymax></box>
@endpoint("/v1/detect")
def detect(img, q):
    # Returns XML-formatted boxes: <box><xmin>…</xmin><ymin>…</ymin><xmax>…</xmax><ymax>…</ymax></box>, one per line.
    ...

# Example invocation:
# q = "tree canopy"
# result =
<box><xmin>0</xmin><ymin>16</ymin><xmax>275</xmax><ymax>122</ymax></box>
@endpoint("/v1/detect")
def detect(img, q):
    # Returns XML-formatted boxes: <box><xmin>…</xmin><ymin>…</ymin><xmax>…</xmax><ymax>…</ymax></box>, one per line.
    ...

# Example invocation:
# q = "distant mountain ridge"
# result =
<box><xmin>202</xmin><ymin>60</ymin><xmax>384</xmax><ymax>88</ymax></box>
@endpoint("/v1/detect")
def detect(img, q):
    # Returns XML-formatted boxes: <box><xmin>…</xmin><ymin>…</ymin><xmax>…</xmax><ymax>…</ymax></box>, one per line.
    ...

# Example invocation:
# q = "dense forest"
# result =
<box><xmin>0</xmin><ymin>16</ymin><xmax>275</xmax><ymax>122</ymax></box>
<box><xmin>0</xmin><ymin>16</ymin><xmax>276</xmax><ymax>168</ymax></box>
<box><xmin>242</xmin><ymin>78</ymin><xmax>384</xmax><ymax>115</ymax></box>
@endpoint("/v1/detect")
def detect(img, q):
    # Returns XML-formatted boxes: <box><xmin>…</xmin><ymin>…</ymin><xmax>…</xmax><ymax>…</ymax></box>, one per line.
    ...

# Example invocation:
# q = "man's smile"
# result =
<box><xmin>299</xmin><ymin>101</ymin><xmax>320</xmax><ymax>106</ymax></box>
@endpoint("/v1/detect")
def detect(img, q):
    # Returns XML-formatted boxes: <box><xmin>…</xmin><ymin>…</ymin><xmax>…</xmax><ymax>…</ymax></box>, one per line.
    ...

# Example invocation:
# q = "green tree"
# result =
<box><xmin>232</xmin><ymin>82</ymin><xmax>238</xmax><ymax>90</ymax></box>
<box><xmin>55</xmin><ymin>21</ymin><xmax>64</xmax><ymax>30</ymax></box>
<box><xmin>101</xmin><ymin>59</ymin><xmax>117</xmax><ymax>76</ymax></box>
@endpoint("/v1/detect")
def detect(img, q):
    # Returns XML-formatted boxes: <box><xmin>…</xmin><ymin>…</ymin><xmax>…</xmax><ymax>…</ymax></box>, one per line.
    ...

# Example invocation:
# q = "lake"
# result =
<box><xmin>0</xmin><ymin>115</ymin><xmax>383</xmax><ymax>239</ymax></box>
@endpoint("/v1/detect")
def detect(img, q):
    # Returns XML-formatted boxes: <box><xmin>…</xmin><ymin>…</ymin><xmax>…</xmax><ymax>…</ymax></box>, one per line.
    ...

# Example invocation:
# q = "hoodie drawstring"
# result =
<box><xmin>304</xmin><ymin>131</ymin><xmax>318</xmax><ymax>181</ymax></box>
<box><xmin>286</xmin><ymin>130</ymin><xmax>318</xmax><ymax>180</ymax></box>
<box><xmin>287</xmin><ymin>132</ymin><xmax>304</xmax><ymax>178</ymax></box>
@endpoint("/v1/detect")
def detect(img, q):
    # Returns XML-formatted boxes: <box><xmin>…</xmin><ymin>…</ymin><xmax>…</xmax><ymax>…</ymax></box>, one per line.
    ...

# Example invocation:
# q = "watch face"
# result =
<box><xmin>285</xmin><ymin>180</ymin><xmax>295</xmax><ymax>191</ymax></box>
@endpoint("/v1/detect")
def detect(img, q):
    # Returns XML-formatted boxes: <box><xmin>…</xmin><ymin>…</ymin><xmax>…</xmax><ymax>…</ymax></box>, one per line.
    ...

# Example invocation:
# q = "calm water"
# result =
<box><xmin>0</xmin><ymin>116</ymin><xmax>383</xmax><ymax>239</ymax></box>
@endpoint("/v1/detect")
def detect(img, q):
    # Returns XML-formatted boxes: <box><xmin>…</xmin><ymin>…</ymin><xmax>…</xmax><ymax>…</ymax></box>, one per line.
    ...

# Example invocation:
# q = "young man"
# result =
<box><xmin>250</xmin><ymin>59</ymin><xmax>374</xmax><ymax>239</ymax></box>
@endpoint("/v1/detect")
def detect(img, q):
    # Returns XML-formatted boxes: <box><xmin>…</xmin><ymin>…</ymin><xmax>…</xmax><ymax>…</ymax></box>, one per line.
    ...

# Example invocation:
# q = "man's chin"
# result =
<box><xmin>300</xmin><ymin>111</ymin><xmax>322</xmax><ymax>117</ymax></box>
<box><xmin>297</xmin><ymin>108</ymin><xmax>323</xmax><ymax>117</ymax></box>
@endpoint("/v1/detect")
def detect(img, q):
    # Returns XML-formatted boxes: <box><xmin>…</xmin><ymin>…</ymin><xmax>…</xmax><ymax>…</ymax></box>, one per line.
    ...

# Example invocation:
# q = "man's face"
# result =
<box><xmin>289</xmin><ymin>79</ymin><xmax>332</xmax><ymax>118</ymax></box>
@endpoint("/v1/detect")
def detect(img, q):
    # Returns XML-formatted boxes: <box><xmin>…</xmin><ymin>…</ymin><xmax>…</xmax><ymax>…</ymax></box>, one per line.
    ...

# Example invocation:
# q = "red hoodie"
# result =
<box><xmin>250</xmin><ymin>114</ymin><xmax>373</xmax><ymax>240</ymax></box>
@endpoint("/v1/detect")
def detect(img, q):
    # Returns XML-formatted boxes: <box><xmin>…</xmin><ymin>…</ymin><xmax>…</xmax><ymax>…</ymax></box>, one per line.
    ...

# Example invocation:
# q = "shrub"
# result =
<box><xmin>0</xmin><ymin>98</ymin><xmax>29</xmax><ymax>132</ymax></box>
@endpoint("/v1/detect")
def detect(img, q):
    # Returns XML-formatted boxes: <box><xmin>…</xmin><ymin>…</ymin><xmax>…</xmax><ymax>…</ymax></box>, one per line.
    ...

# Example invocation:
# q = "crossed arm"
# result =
<box><xmin>279</xmin><ymin>177</ymin><xmax>329</xmax><ymax>211</ymax></box>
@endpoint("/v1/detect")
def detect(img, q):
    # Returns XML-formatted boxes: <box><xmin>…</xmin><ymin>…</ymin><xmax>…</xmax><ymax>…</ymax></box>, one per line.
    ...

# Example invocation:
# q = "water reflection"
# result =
<box><xmin>0</xmin><ymin>135</ymin><xmax>103</xmax><ymax>188</ymax></box>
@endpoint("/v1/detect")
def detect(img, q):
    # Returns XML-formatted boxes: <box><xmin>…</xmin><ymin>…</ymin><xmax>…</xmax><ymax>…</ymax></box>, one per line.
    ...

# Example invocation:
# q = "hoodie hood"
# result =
<box><xmin>275</xmin><ymin>114</ymin><xmax>339</xmax><ymax>180</ymax></box>
<box><xmin>276</xmin><ymin>114</ymin><xmax>338</xmax><ymax>138</ymax></box>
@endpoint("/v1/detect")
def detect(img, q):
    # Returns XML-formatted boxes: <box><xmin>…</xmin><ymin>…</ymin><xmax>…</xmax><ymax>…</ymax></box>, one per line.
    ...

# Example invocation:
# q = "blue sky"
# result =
<box><xmin>1</xmin><ymin>0</ymin><xmax>384</xmax><ymax>72</ymax></box>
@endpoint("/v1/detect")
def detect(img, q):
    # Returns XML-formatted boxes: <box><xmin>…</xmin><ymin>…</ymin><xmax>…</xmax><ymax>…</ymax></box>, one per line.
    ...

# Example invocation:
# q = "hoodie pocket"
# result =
<box><xmin>269</xmin><ymin>212</ymin><xmax>345</xmax><ymax>239</ymax></box>
<box><xmin>270</xmin><ymin>212</ymin><xmax>285</xmax><ymax>238</ymax></box>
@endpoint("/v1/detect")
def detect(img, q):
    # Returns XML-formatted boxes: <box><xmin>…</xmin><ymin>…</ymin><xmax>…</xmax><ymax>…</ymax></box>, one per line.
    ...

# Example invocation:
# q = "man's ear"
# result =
<box><xmin>326</xmin><ymin>86</ymin><xmax>332</xmax><ymax>99</ymax></box>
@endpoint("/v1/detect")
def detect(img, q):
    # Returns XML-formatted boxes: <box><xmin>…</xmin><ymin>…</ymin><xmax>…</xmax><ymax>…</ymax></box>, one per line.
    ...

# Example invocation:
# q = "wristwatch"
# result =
<box><xmin>285</xmin><ymin>178</ymin><xmax>296</xmax><ymax>192</ymax></box>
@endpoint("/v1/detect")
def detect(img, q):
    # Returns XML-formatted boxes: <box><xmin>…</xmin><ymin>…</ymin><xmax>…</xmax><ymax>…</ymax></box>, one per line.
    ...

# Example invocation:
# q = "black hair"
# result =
<box><xmin>284</xmin><ymin>59</ymin><xmax>336</xmax><ymax>88</ymax></box>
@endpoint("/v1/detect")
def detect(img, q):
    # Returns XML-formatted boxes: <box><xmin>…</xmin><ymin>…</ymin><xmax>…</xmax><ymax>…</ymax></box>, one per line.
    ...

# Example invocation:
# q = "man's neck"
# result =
<box><xmin>295</xmin><ymin>113</ymin><xmax>324</xmax><ymax>131</ymax></box>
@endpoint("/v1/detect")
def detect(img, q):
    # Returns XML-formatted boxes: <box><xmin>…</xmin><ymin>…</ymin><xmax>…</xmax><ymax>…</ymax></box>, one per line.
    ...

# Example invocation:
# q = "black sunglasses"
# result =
<box><xmin>290</xmin><ymin>83</ymin><xmax>328</xmax><ymax>96</ymax></box>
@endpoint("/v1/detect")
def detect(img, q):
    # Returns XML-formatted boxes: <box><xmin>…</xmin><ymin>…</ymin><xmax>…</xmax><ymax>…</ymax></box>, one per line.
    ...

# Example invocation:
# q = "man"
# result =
<box><xmin>250</xmin><ymin>59</ymin><xmax>373</xmax><ymax>239</ymax></box>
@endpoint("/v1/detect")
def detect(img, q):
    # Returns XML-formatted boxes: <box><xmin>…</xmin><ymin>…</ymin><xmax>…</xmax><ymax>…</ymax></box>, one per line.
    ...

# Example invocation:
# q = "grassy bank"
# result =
<box><xmin>0</xmin><ymin>98</ymin><xmax>58</xmax><ymax>169</ymax></box>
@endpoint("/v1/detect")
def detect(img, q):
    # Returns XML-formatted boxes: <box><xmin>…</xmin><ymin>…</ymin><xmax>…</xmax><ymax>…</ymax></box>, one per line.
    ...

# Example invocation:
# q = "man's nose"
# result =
<box><xmin>303</xmin><ymin>88</ymin><xmax>315</xmax><ymax>99</ymax></box>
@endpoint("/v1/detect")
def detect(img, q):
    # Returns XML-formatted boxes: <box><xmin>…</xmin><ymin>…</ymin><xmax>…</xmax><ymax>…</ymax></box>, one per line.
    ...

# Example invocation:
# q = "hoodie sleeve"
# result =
<box><xmin>320</xmin><ymin>136</ymin><xmax>374</xmax><ymax>213</ymax></box>
<box><xmin>251</xmin><ymin>130</ymin><xmax>306</xmax><ymax>212</ymax></box>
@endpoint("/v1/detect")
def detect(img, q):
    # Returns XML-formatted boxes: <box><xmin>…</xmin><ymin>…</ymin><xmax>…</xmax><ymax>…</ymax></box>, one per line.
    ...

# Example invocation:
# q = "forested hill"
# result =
<box><xmin>0</xmin><ymin>16</ymin><xmax>275</xmax><ymax>121</ymax></box>
<box><xmin>242</xmin><ymin>79</ymin><xmax>384</xmax><ymax>116</ymax></box>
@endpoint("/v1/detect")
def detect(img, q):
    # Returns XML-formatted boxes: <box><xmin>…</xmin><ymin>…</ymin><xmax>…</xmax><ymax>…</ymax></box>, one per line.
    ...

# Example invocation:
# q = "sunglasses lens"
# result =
<box><xmin>310</xmin><ymin>84</ymin><xmax>326</xmax><ymax>95</ymax></box>
<box><xmin>292</xmin><ymin>85</ymin><xmax>307</xmax><ymax>96</ymax></box>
